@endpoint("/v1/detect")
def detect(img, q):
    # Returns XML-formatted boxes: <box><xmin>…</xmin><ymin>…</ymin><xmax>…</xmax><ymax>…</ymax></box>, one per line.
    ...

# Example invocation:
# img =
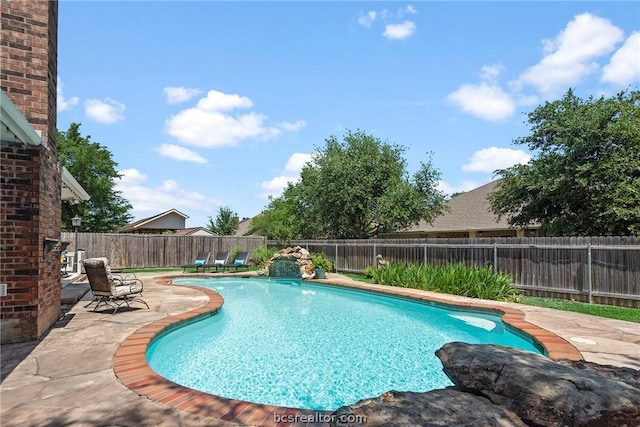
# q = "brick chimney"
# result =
<box><xmin>1</xmin><ymin>0</ymin><xmax>62</xmax><ymax>343</ymax></box>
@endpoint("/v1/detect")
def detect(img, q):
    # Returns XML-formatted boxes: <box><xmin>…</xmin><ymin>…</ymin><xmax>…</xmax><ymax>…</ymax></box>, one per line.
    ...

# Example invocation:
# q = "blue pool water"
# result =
<box><xmin>147</xmin><ymin>277</ymin><xmax>544</xmax><ymax>411</ymax></box>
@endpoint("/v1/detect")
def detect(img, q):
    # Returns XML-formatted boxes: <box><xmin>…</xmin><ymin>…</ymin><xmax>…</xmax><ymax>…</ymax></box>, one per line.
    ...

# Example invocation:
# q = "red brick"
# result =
<box><xmin>1</xmin><ymin>0</ymin><xmax>61</xmax><ymax>344</ymax></box>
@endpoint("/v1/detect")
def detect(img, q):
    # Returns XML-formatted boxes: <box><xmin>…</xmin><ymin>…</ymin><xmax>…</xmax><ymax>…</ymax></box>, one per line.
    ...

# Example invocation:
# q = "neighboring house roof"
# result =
<box><xmin>235</xmin><ymin>216</ymin><xmax>261</xmax><ymax>236</ymax></box>
<box><xmin>118</xmin><ymin>209</ymin><xmax>188</xmax><ymax>233</ymax></box>
<box><xmin>395</xmin><ymin>180</ymin><xmax>537</xmax><ymax>234</ymax></box>
<box><xmin>174</xmin><ymin>227</ymin><xmax>216</xmax><ymax>236</ymax></box>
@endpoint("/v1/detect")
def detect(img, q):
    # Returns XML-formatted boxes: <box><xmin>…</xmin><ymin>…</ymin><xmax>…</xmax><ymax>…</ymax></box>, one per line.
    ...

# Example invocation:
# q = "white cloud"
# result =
<box><xmin>163</xmin><ymin>86</ymin><xmax>201</xmax><ymax>104</ymax></box>
<box><xmin>399</xmin><ymin>5</ymin><xmax>417</xmax><ymax>16</ymax></box>
<box><xmin>158</xmin><ymin>179</ymin><xmax>179</xmax><ymax>192</ymax></box>
<box><xmin>516</xmin><ymin>13</ymin><xmax>624</xmax><ymax>96</ymax></box>
<box><xmin>156</xmin><ymin>143</ymin><xmax>208</xmax><ymax>164</ymax></box>
<box><xmin>165</xmin><ymin>109</ymin><xmax>275</xmax><ymax>148</ymax></box>
<box><xmin>480</xmin><ymin>64</ymin><xmax>504</xmax><ymax>83</ymax></box>
<box><xmin>259</xmin><ymin>152</ymin><xmax>313</xmax><ymax>199</ymax></box>
<box><xmin>115</xmin><ymin>168</ymin><xmax>222</xmax><ymax>224</ymax></box>
<box><xmin>447</xmin><ymin>82</ymin><xmax>516</xmax><ymax>121</ymax></box>
<box><xmin>359</xmin><ymin>5</ymin><xmax>418</xmax><ymax>40</ymax></box>
<box><xmin>164</xmin><ymin>89</ymin><xmax>301</xmax><ymax>148</ymax></box>
<box><xmin>447</xmin><ymin>63</ymin><xmax>517</xmax><ymax>121</ymax></box>
<box><xmin>383</xmin><ymin>21</ymin><xmax>416</xmax><ymax>40</ymax></box>
<box><xmin>84</xmin><ymin>98</ymin><xmax>125</xmax><ymax>124</ymax></box>
<box><xmin>196</xmin><ymin>89</ymin><xmax>253</xmax><ymax>112</ymax></box>
<box><xmin>462</xmin><ymin>147</ymin><xmax>532</xmax><ymax>173</ymax></box>
<box><xmin>57</xmin><ymin>77</ymin><xmax>79</xmax><ymax>112</ymax></box>
<box><xmin>601</xmin><ymin>32</ymin><xmax>640</xmax><ymax>86</ymax></box>
<box><xmin>448</xmin><ymin>13</ymin><xmax>631</xmax><ymax>121</ymax></box>
<box><xmin>259</xmin><ymin>175</ymin><xmax>297</xmax><ymax>200</ymax></box>
<box><xmin>278</xmin><ymin>120</ymin><xmax>307</xmax><ymax>132</ymax></box>
<box><xmin>358</xmin><ymin>11</ymin><xmax>377</xmax><ymax>28</ymax></box>
<box><xmin>117</xmin><ymin>168</ymin><xmax>146</xmax><ymax>185</ymax></box>
<box><xmin>284</xmin><ymin>152</ymin><xmax>313</xmax><ymax>173</ymax></box>
<box><xmin>437</xmin><ymin>180</ymin><xmax>481</xmax><ymax>196</ymax></box>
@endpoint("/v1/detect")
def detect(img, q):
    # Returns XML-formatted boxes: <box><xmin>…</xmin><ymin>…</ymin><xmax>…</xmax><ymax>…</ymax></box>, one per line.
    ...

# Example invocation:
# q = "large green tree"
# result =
<box><xmin>489</xmin><ymin>89</ymin><xmax>640</xmax><ymax>236</ymax></box>
<box><xmin>206</xmin><ymin>206</ymin><xmax>238</xmax><ymax>235</ymax></box>
<box><xmin>57</xmin><ymin>123</ymin><xmax>133</xmax><ymax>232</ymax></box>
<box><xmin>249</xmin><ymin>181</ymin><xmax>321</xmax><ymax>244</ymax></box>
<box><xmin>250</xmin><ymin>130</ymin><xmax>447</xmax><ymax>239</ymax></box>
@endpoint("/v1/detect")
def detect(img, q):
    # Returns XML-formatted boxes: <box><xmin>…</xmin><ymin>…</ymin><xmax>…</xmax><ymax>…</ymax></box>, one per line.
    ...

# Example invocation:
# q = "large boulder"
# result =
<box><xmin>331</xmin><ymin>389</ymin><xmax>527</xmax><ymax>427</ymax></box>
<box><xmin>556</xmin><ymin>359</ymin><xmax>640</xmax><ymax>390</ymax></box>
<box><xmin>436</xmin><ymin>342</ymin><xmax>640</xmax><ymax>427</ymax></box>
<box><xmin>331</xmin><ymin>343</ymin><xmax>640</xmax><ymax>427</ymax></box>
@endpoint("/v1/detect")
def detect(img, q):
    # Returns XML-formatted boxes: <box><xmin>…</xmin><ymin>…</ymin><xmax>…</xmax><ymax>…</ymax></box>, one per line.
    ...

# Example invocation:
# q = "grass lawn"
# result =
<box><xmin>343</xmin><ymin>272</ymin><xmax>375</xmax><ymax>284</ymax></box>
<box><xmin>521</xmin><ymin>297</ymin><xmax>640</xmax><ymax>323</ymax></box>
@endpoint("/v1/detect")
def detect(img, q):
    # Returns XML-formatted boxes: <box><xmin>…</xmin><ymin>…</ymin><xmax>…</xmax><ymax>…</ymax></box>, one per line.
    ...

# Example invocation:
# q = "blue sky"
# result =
<box><xmin>57</xmin><ymin>1</ymin><xmax>640</xmax><ymax>229</ymax></box>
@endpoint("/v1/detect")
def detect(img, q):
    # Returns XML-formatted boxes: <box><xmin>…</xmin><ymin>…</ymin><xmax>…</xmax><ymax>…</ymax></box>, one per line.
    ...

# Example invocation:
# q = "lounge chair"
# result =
<box><xmin>202</xmin><ymin>251</ymin><xmax>229</xmax><ymax>272</ymax></box>
<box><xmin>82</xmin><ymin>257</ymin><xmax>149</xmax><ymax>314</ymax></box>
<box><xmin>218</xmin><ymin>251</ymin><xmax>251</xmax><ymax>273</ymax></box>
<box><xmin>181</xmin><ymin>251</ymin><xmax>211</xmax><ymax>273</ymax></box>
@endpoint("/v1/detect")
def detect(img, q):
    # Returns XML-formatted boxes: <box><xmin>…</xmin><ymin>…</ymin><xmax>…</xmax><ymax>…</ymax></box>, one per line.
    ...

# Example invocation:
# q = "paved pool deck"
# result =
<box><xmin>1</xmin><ymin>272</ymin><xmax>638</xmax><ymax>427</ymax></box>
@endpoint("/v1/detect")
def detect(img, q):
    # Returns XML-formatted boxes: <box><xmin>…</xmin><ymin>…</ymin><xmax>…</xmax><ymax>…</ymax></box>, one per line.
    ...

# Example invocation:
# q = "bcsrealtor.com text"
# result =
<box><xmin>273</xmin><ymin>412</ymin><xmax>366</xmax><ymax>424</ymax></box>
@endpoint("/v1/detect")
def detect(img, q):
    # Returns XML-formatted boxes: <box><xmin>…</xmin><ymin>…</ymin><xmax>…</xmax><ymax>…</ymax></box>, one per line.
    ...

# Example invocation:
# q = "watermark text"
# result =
<box><xmin>273</xmin><ymin>412</ymin><xmax>367</xmax><ymax>424</ymax></box>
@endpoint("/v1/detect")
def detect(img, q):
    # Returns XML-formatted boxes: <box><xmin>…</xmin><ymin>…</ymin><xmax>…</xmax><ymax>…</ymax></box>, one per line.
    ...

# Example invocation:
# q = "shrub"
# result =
<box><xmin>311</xmin><ymin>252</ymin><xmax>334</xmax><ymax>272</ymax></box>
<box><xmin>228</xmin><ymin>247</ymin><xmax>240</xmax><ymax>264</ymax></box>
<box><xmin>370</xmin><ymin>262</ymin><xmax>520</xmax><ymax>302</ymax></box>
<box><xmin>252</xmin><ymin>246</ymin><xmax>277</xmax><ymax>268</ymax></box>
<box><xmin>363</xmin><ymin>265</ymin><xmax>377</xmax><ymax>278</ymax></box>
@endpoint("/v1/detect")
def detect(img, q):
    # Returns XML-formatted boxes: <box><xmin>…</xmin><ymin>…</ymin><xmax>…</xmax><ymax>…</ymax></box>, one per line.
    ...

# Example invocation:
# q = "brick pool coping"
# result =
<box><xmin>113</xmin><ymin>275</ymin><xmax>583</xmax><ymax>427</ymax></box>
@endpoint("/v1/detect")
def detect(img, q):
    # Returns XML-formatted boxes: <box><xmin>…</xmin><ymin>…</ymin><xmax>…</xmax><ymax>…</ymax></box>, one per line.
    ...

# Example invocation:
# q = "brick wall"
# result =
<box><xmin>1</xmin><ymin>0</ymin><xmax>61</xmax><ymax>344</ymax></box>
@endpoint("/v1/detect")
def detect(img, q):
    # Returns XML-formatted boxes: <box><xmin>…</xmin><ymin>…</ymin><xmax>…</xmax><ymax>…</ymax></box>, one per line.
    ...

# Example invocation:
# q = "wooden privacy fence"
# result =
<box><xmin>61</xmin><ymin>233</ymin><xmax>267</xmax><ymax>269</ymax></box>
<box><xmin>270</xmin><ymin>237</ymin><xmax>640</xmax><ymax>307</ymax></box>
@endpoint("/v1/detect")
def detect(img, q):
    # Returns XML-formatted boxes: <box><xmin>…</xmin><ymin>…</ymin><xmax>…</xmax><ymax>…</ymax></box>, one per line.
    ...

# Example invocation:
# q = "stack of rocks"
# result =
<box><xmin>258</xmin><ymin>246</ymin><xmax>315</xmax><ymax>279</ymax></box>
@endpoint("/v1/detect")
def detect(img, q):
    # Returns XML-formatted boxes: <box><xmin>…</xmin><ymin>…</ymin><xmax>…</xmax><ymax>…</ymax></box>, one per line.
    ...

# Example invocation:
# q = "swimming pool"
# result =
<box><xmin>147</xmin><ymin>277</ymin><xmax>544</xmax><ymax>411</ymax></box>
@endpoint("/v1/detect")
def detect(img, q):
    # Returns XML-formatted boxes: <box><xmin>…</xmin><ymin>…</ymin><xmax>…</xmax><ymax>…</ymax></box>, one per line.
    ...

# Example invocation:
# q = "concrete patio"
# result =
<box><xmin>1</xmin><ymin>272</ymin><xmax>638</xmax><ymax>427</ymax></box>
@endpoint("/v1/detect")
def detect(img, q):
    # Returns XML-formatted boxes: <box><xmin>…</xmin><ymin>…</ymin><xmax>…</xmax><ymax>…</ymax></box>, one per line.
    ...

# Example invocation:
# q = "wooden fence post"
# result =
<box><xmin>587</xmin><ymin>243</ymin><xmax>593</xmax><ymax>304</ymax></box>
<box><xmin>424</xmin><ymin>243</ymin><xmax>427</xmax><ymax>265</ymax></box>
<box><xmin>373</xmin><ymin>243</ymin><xmax>377</xmax><ymax>267</ymax></box>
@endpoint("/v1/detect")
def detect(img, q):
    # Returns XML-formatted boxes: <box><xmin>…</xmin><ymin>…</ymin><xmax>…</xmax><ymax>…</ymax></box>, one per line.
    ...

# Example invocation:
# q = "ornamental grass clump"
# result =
<box><xmin>370</xmin><ymin>262</ymin><xmax>520</xmax><ymax>302</ymax></box>
<box><xmin>252</xmin><ymin>245</ymin><xmax>277</xmax><ymax>268</ymax></box>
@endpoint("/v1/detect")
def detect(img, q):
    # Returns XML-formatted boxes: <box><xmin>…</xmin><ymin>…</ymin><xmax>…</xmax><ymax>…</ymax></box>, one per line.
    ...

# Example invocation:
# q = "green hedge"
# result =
<box><xmin>369</xmin><ymin>262</ymin><xmax>520</xmax><ymax>302</ymax></box>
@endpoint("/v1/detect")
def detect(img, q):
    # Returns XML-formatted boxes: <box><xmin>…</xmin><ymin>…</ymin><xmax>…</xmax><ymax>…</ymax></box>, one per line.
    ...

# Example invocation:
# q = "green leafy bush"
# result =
<box><xmin>228</xmin><ymin>247</ymin><xmax>240</xmax><ymax>264</ymax></box>
<box><xmin>363</xmin><ymin>265</ymin><xmax>377</xmax><ymax>278</ymax></box>
<box><xmin>371</xmin><ymin>262</ymin><xmax>520</xmax><ymax>302</ymax></box>
<box><xmin>252</xmin><ymin>246</ymin><xmax>277</xmax><ymax>268</ymax></box>
<box><xmin>311</xmin><ymin>252</ymin><xmax>334</xmax><ymax>272</ymax></box>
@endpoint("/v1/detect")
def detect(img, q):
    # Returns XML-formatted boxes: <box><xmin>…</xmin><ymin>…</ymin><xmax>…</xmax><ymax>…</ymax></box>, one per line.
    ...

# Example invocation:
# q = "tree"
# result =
<box><xmin>57</xmin><ymin>123</ymin><xmax>133</xmax><ymax>232</ymax></box>
<box><xmin>249</xmin><ymin>181</ymin><xmax>321</xmax><ymax>244</ymax></box>
<box><xmin>250</xmin><ymin>130</ymin><xmax>447</xmax><ymax>239</ymax></box>
<box><xmin>207</xmin><ymin>206</ymin><xmax>238</xmax><ymax>235</ymax></box>
<box><xmin>489</xmin><ymin>89</ymin><xmax>640</xmax><ymax>236</ymax></box>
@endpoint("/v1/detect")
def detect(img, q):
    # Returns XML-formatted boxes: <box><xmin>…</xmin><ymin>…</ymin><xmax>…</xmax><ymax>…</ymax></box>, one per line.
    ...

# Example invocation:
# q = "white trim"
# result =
<box><xmin>61</xmin><ymin>166</ymin><xmax>91</xmax><ymax>202</ymax></box>
<box><xmin>0</xmin><ymin>90</ymin><xmax>42</xmax><ymax>146</ymax></box>
<box><xmin>132</xmin><ymin>209</ymin><xmax>189</xmax><ymax>229</ymax></box>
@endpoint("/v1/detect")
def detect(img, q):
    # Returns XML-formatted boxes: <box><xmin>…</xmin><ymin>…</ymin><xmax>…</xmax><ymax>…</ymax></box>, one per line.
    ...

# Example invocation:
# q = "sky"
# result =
<box><xmin>56</xmin><ymin>1</ymin><xmax>640</xmax><ymax>229</ymax></box>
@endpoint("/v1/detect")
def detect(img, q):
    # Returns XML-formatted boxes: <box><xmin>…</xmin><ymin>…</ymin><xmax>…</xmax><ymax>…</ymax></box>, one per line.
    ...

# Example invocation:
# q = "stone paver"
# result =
<box><xmin>1</xmin><ymin>272</ymin><xmax>638</xmax><ymax>427</ymax></box>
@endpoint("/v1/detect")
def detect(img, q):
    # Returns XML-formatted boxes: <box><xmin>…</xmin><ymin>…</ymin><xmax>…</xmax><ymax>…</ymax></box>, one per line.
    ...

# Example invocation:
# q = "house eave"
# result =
<box><xmin>1</xmin><ymin>90</ymin><xmax>42</xmax><ymax>146</ymax></box>
<box><xmin>61</xmin><ymin>166</ymin><xmax>91</xmax><ymax>202</ymax></box>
